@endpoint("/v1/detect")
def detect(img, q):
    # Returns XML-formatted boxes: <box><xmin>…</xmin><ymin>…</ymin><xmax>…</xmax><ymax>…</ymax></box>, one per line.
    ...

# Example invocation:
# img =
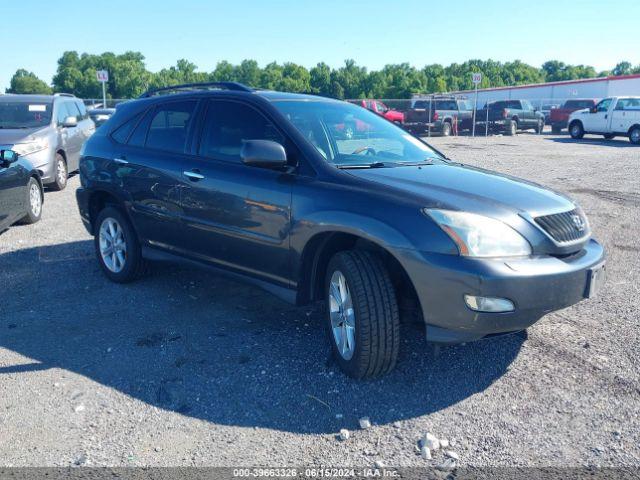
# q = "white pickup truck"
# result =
<box><xmin>568</xmin><ymin>96</ymin><xmax>640</xmax><ymax>145</ymax></box>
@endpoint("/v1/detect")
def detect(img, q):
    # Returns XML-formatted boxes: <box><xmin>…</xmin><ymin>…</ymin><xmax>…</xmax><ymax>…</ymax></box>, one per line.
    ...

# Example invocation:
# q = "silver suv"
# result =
<box><xmin>0</xmin><ymin>93</ymin><xmax>95</xmax><ymax>190</ymax></box>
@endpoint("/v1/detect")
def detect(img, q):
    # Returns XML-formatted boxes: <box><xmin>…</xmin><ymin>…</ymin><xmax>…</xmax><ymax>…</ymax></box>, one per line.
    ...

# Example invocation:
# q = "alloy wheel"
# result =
<box><xmin>29</xmin><ymin>182</ymin><xmax>42</xmax><ymax>217</ymax></box>
<box><xmin>329</xmin><ymin>270</ymin><xmax>356</xmax><ymax>360</ymax></box>
<box><xmin>56</xmin><ymin>159</ymin><xmax>67</xmax><ymax>187</ymax></box>
<box><xmin>99</xmin><ymin>218</ymin><xmax>127</xmax><ymax>273</ymax></box>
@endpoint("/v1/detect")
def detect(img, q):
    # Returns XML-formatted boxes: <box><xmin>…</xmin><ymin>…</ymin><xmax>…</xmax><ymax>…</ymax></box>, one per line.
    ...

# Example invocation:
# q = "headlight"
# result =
<box><xmin>12</xmin><ymin>138</ymin><xmax>49</xmax><ymax>156</ymax></box>
<box><xmin>424</xmin><ymin>209</ymin><xmax>532</xmax><ymax>257</ymax></box>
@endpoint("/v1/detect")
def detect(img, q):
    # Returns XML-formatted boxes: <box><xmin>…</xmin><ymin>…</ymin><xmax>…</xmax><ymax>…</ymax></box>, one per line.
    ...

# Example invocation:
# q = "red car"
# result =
<box><xmin>550</xmin><ymin>99</ymin><xmax>598</xmax><ymax>133</ymax></box>
<box><xmin>354</xmin><ymin>100</ymin><xmax>405</xmax><ymax>124</ymax></box>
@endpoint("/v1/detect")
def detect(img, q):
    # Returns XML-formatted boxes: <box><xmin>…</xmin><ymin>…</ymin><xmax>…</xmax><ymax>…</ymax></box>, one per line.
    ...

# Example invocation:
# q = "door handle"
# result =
<box><xmin>183</xmin><ymin>170</ymin><xmax>205</xmax><ymax>181</ymax></box>
<box><xmin>113</xmin><ymin>156</ymin><xmax>129</xmax><ymax>165</ymax></box>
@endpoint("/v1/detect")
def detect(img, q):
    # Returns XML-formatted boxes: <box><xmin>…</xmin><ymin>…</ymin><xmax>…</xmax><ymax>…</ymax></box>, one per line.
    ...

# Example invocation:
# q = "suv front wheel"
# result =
<box><xmin>94</xmin><ymin>206</ymin><xmax>146</xmax><ymax>283</ymax></box>
<box><xmin>325</xmin><ymin>250</ymin><xmax>400</xmax><ymax>379</ymax></box>
<box><xmin>49</xmin><ymin>153</ymin><xmax>68</xmax><ymax>191</ymax></box>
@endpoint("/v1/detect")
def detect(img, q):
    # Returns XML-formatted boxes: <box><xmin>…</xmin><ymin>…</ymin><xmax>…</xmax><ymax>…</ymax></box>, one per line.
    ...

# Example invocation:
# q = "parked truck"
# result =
<box><xmin>474</xmin><ymin>100</ymin><xmax>545</xmax><ymax>135</ymax></box>
<box><xmin>352</xmin><ymin>99</ymin><xmax>404</xmax><ymax>124</ymax></box>
<box><xmin>404</xmin><ymin>96</ymin><xmax>473</xmax><ymax>136</ymax></box>
<box><xmin>568</xmin><ymin>96</ymin><xmax>640</xmax><ymax>144</ymax></box>
<box><xmin>550</xmin><ymin>99</ymin><xmax>598</xmax><ymax>133</ymax></box>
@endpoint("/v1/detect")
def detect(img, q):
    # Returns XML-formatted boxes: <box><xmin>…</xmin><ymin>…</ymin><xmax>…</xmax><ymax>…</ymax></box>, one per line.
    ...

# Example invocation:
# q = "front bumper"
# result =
<box><xmin>76</xmin><ymin>187</ymin><xmax>93</xmax><ymax>234</ymax></box>
<box><xmin>397</xmin><ymin>239</ymin><xmax>605</xmax><ymax>343</ymax></box>
<box><xmin>21</xmin><ymin>149</ymin><xmax>56</xmax><ymax>183</ymax></box>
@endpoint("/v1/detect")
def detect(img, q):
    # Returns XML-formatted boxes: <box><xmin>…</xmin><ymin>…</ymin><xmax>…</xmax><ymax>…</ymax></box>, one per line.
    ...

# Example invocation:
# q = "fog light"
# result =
<box><xmin>464</xmin><ymin>295</ymin><xmax>515</xmax><ymax>313</ymax></box>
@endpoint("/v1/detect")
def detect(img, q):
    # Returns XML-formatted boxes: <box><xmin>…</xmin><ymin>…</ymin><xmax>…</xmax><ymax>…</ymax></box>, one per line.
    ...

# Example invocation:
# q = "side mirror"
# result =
<box><xmin>0</xmin><ymin>149</ymin><xmax>19</xmax><ymax>165</ymax></box>
<box><xmin>241</xmin><ymin>140</ymin><xmax>287</xmax><ymax>169</ymax></box>
<box><xmin>62</xmin><ymin>116</ymin><xmax>78</xmax><ymax>128</ymax></box>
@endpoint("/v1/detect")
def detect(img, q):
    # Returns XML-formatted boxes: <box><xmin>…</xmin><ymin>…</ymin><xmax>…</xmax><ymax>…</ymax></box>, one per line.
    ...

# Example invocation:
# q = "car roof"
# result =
<box><xmin>0</xmin><ymin>94</ymin><xmax>57</xmax><ymax>103</ymax></box>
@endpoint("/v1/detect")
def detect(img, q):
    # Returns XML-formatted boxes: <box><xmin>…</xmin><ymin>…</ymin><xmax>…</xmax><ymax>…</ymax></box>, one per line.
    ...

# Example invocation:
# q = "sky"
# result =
<box><xmin>2</xmin><ymin>0</ymin><xmax>639</xmax><ymax>92</ymax></box>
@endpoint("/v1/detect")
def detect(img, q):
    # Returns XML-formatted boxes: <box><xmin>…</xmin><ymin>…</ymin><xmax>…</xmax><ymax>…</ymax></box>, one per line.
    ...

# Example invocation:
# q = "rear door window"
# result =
<box><xmin>198</xmin><ymin>100</ymin><xmax>284</xmax><ymax>163</ymax></box>
<box><xmin>145</xmin><ymin>101</ymin><xmax>197</xmax><ymax>153</ymax></box>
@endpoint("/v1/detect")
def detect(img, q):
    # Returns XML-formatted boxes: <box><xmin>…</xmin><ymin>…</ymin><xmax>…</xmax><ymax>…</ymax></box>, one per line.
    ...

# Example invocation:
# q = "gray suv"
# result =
<box><xmin>0</xmin><ymin>94</ymin><xmax>95</xmax><ymax>190</ymax></box>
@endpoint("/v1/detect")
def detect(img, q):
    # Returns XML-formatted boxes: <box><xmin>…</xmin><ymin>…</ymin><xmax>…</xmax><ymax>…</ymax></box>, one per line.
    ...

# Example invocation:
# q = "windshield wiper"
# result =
<box><xmin>396</xmin><ymin>159</ymin><xmax>437</xmax><ymax>166</ymax></box>
<box><xmin>337</xmin><ymin>162</ymin><xmax>389</xmax><ymax>169</ymax></box>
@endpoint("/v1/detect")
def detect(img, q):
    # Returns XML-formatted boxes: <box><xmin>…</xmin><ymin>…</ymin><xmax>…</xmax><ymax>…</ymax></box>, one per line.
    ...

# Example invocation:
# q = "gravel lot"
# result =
<box><xmin>0</xmin><ymin>131</ymin><xmax>638</xmax><ymax>468</ymax></box>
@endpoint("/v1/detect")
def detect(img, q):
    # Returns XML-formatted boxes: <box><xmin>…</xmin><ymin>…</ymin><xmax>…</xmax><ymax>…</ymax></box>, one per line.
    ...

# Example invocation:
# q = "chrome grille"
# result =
<box><xmin>534</xmin><ymin>209</ymin><xmax>589</xmax><ymax>244</ymax></box>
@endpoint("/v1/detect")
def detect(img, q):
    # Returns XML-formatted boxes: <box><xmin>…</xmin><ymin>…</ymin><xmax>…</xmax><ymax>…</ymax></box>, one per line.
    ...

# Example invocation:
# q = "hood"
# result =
<box><xmin>345</xmin><ymin>163</ymin><xmax>574</xmax><ymax>217</ymax></box>
<box><xmin>569</xmin><ymin>108</ymin><xmax>590</xmax><ymax>117</ymax></box>
<box><xmin>0</xmin><ymin>127</ymin><xmax>46</xmax><ymax>147</ymax></box>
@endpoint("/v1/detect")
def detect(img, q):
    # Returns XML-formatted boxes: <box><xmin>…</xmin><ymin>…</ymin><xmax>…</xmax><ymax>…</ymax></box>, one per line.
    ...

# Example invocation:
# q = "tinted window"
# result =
<box><xmin>0</xmin><ymin>100</ymin><xmax>52</xmax><ymax>128</ymax></box>
<box><xmin>146</xmin><ymin>101</ymin><xmax>196</xmax><ymax>153</ymax></box>
<box><xmin>199</xmin><ymin>100</ymin><xmax>284</xmax><ymax>162</ymax></box>
<box><xmin>564</xmin><ymin>100</ymin><xmax>594</xmax><ymax>109</ymax></box>
<box><xmin>128</xmin><ymin>109</ymin><xmax>154</xmax><ymax>147</ymax></box>
<box><xmin>111</xmin><ymin>113</ymin><xmax>142</xmax><ymax>144</ymax></box>
<box><xmin>413</xmin><ymin>100</ymin><xmax>429</xmax><ymax>109</ymax></box>
<box><xmin>436</xmin><ymin>100</ymin><xmax>457</xmax><ymax>110</ymax></box>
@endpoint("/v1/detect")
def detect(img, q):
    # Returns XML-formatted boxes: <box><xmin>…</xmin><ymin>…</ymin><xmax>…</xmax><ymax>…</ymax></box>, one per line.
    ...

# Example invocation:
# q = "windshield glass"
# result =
<box><xmin>0</xmin><ymin>100</ymin><xmax>53</xmax><ymax>129</ymax></box>
<box><xmin>272</xmin><ymin>100</ymin><xmax>445</xmax><ymax>167</ymax></box>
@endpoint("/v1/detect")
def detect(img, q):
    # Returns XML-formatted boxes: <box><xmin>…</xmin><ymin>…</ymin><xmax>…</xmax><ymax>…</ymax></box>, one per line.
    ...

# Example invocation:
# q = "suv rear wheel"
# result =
<box><xmin>441</xmin><ymin>121</ymin><xmax>452</xmax><ymax>137</ymax></box>
<box><xmin>325</xmin><ymin>250</ymin><xmax>400</xmax><ymax>379</ymax></box>
<box><xmin>50</xmin><ymin>153</ymin><xmax>68</xmax><ymax>191</ymax></box>
<box><xmin>506</xmin><ymin>119</ymin><xmax>517</xmax><ymax>136</ymax></box>
<box><xmin>94</xmin><ymin>206</ymin><xmax>146</xmax><ymax>283</ymax></box>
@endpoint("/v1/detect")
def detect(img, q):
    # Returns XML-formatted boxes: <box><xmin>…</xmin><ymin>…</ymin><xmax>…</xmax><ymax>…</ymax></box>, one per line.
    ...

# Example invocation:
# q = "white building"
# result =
<box><xmin>442</xmin><ymin>74</ymin><xmax>640</xmax><ymax>108</ymax></box>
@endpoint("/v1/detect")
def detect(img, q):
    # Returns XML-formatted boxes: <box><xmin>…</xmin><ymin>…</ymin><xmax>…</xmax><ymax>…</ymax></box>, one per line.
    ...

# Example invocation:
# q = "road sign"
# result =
<box><xmin>96</xmin><ymin>70</ymin><xmax>109</xmax><ymax>83</ymax></box>
<box><xmin>472</xmin><ymin>72</ymin><xmax>482</xmax><ymax>85</ymax></box>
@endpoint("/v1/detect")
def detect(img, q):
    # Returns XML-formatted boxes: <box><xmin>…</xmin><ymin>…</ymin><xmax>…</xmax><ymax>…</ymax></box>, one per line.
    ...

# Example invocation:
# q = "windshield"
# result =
<box><xmin>272</xmin><ymin>100</ymin><xmax>445</xmax><ymax>167</ymax></box>
<box><xmin>0</xmin><ymin>100</ymin><xmax>53</xmax><ymax>129</ymax></box>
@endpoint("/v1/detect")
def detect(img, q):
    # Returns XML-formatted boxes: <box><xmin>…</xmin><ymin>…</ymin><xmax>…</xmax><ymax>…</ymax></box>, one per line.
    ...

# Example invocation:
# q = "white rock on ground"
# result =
<box><xmin>338</xmin><ymin>429</ymin><xmax>350</xmax><ymax>441</ymax></box>
<box><xmin>374</xmin><ymin>460</ymin><xmax>385</xmax><ymax>468</ymax></box>
<box><xmin>444</xmin><ymin>451</ymin><xmax>460</xmax><ymax>460</ymax></box>
<box><xmin>437</xmin><ymin>458</ymin><xmax>457</xmax><ymax>471</ymax></box>
<box><xmin>439</xmin><ymin>439</ymin><xmax>449</xmax><ymax>448</ymax></box>
<box><xmin>423</xmin><ymin>432</ymin><xmax>440</xmax><ymax>451</ymax></box>
<box><xmin>359</xmin><ymin>417</ymin><xmax>371</xmax><ymax>430</ymax></box>
<box><xmin>420</xmin><ymin>446</ymin><xmax>432</xmax><ymax>460</ymax></box>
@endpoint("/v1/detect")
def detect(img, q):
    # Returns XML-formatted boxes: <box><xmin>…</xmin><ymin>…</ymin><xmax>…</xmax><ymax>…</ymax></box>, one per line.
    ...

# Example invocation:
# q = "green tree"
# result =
<box><xmin>6</xmin><ymin>69</ymin><xmax>52</xmax><ymax>94</ymax></box>
<box><xmin>612</xmin><ymin>61</ymin><xmax>632</xmax><ymax>76</ymax></box>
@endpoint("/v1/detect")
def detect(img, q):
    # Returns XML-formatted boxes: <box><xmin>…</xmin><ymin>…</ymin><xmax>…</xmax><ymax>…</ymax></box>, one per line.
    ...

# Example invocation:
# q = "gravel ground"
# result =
<box><xmin>0</xmin><ymin>131</ymin><xmax>638</xmax><ymax>468</ymax></box>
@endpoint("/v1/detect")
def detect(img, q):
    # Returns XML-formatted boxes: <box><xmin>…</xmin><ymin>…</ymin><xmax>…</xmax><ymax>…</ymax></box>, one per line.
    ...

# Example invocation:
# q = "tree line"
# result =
<box><xmin>6</xmin><ymin>51</ymin><xmax>640</xmax><ymax>99</ymax></box>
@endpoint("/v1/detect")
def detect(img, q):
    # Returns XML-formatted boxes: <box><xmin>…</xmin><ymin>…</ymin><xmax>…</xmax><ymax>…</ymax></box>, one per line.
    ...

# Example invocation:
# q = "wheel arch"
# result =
<box><xmin>628</xmin><ymin>123</ymin><xmax>640</xmax><ymax>135</ymax></box>
<box><xmin>87</xmin><ymin>189</ymin><xmax>128</xmax><ymax>233</ymax></box>
<box><xmin>296</xmin><ymin>231</ymin><xmax>422</xmax><ymax>321</ymax></box>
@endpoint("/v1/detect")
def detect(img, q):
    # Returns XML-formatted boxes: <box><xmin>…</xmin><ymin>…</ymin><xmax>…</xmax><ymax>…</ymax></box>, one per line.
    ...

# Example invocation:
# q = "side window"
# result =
<box><xmin>56</xmin><ymin>102</ymin><xmax>71</xmax><ymax>125</ymax></box>
<box><xmin>522</xmin><ymin>100</ymin><xmax>533</xmax><ymax>111</ymax></box>
<box><xmin>198</xmin><ymin>100</ymin><xmax>284</xmax><ymax>163</ymax></box>
<box><xmin>375</xmin><ymin>102</ymin><xmax>387</xmax><ymax>113</ymax></box>
<box><xmin>146</xmin><ymin>101</ymin><xmax>197</xmax><ymax>153</ymax></box>
<box><xmin>67</xmin><ymin>101</ymin><xmax>82</xmax><ymax>119</ymax></box>
<box><xmin>75</xmin><ymin>101</ymin><xmax>88</xmax><ymax>120</ymax></box>
<box><xmin>596</xmin><ymin>98</ymin><xmax>612</xmax><ymax>112</ymax></box>
<box><xmin>111</xmin><ymin>113</ymin><xmax>142</xmax><ymax>144</ymax></box>
<box><xmin>128</xmin><ymin>108</ymin><xmax>154</xmax><ymax>147</ymax></box>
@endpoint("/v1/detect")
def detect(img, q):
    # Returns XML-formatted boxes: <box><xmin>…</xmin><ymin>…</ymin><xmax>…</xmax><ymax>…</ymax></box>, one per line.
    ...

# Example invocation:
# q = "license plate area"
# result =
<box><xmin>586</xmin><ymin>262</ymin><xmax>606</xmax><ymax>298</ymax></box>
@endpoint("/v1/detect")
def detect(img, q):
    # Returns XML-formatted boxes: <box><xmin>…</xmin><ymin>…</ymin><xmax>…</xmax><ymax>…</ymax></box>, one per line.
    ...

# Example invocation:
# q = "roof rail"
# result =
<box><xmin>138</xmin><ymin>82</ymin><xmax>253</xmax><ymax>98</ymax></box>
<box><xmin>53</xmin><ymin>93</ymin><xmax>76</xmax><ymax>98</ymax></box>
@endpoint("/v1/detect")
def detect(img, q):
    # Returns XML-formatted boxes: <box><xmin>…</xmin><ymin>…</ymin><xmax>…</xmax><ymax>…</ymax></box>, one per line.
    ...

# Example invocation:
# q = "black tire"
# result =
<box><xmin>94</xmin><ymin>206</ymin><xmax>146</xmax><ymax>283</ymax></box>
<box><xmin>536</xmin><ymin>119</ymin><xmax>544</xmax><ymax>134</ymax></box>
<box><xmin>19</xmin><ymin>177</ymin><xmax>43</xmax><ymax>225</ymax></box>
<box><xmin>551</xmin><ymin>124</ymin><xmax>562</xmax><ymax>134</ymax></box>
<box><xmin>441</xmin><ymin>121</ymin><xmax>452</xmax><ymax>137</ymax></box>
<box><xmin>603</xmin><ymin>133</ymin><xmax>615</xmax><ymax>140</ymax></box>
<box><xmin>325</xmin><ymin>250</ymin><xmax>400</xmax><ymax>379</ymax></box>
<box><xmin>569</xmin><ymin>121</ymin><xmax>584</xmax><ymax>139</ymax></box>
<box><xmin>628</xmin><ymin>126</ymin><xmax>640</xmax><ymax>145</ymax></box>
<box><xmin>505</xmin><ymin>120</ymin><xmax>517</xmax><ymax>136</ymax></box>
<box><xmin>49</xmin><ymin>153</ymin><xmax>68</xmax><ymax>191</ymax></box>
